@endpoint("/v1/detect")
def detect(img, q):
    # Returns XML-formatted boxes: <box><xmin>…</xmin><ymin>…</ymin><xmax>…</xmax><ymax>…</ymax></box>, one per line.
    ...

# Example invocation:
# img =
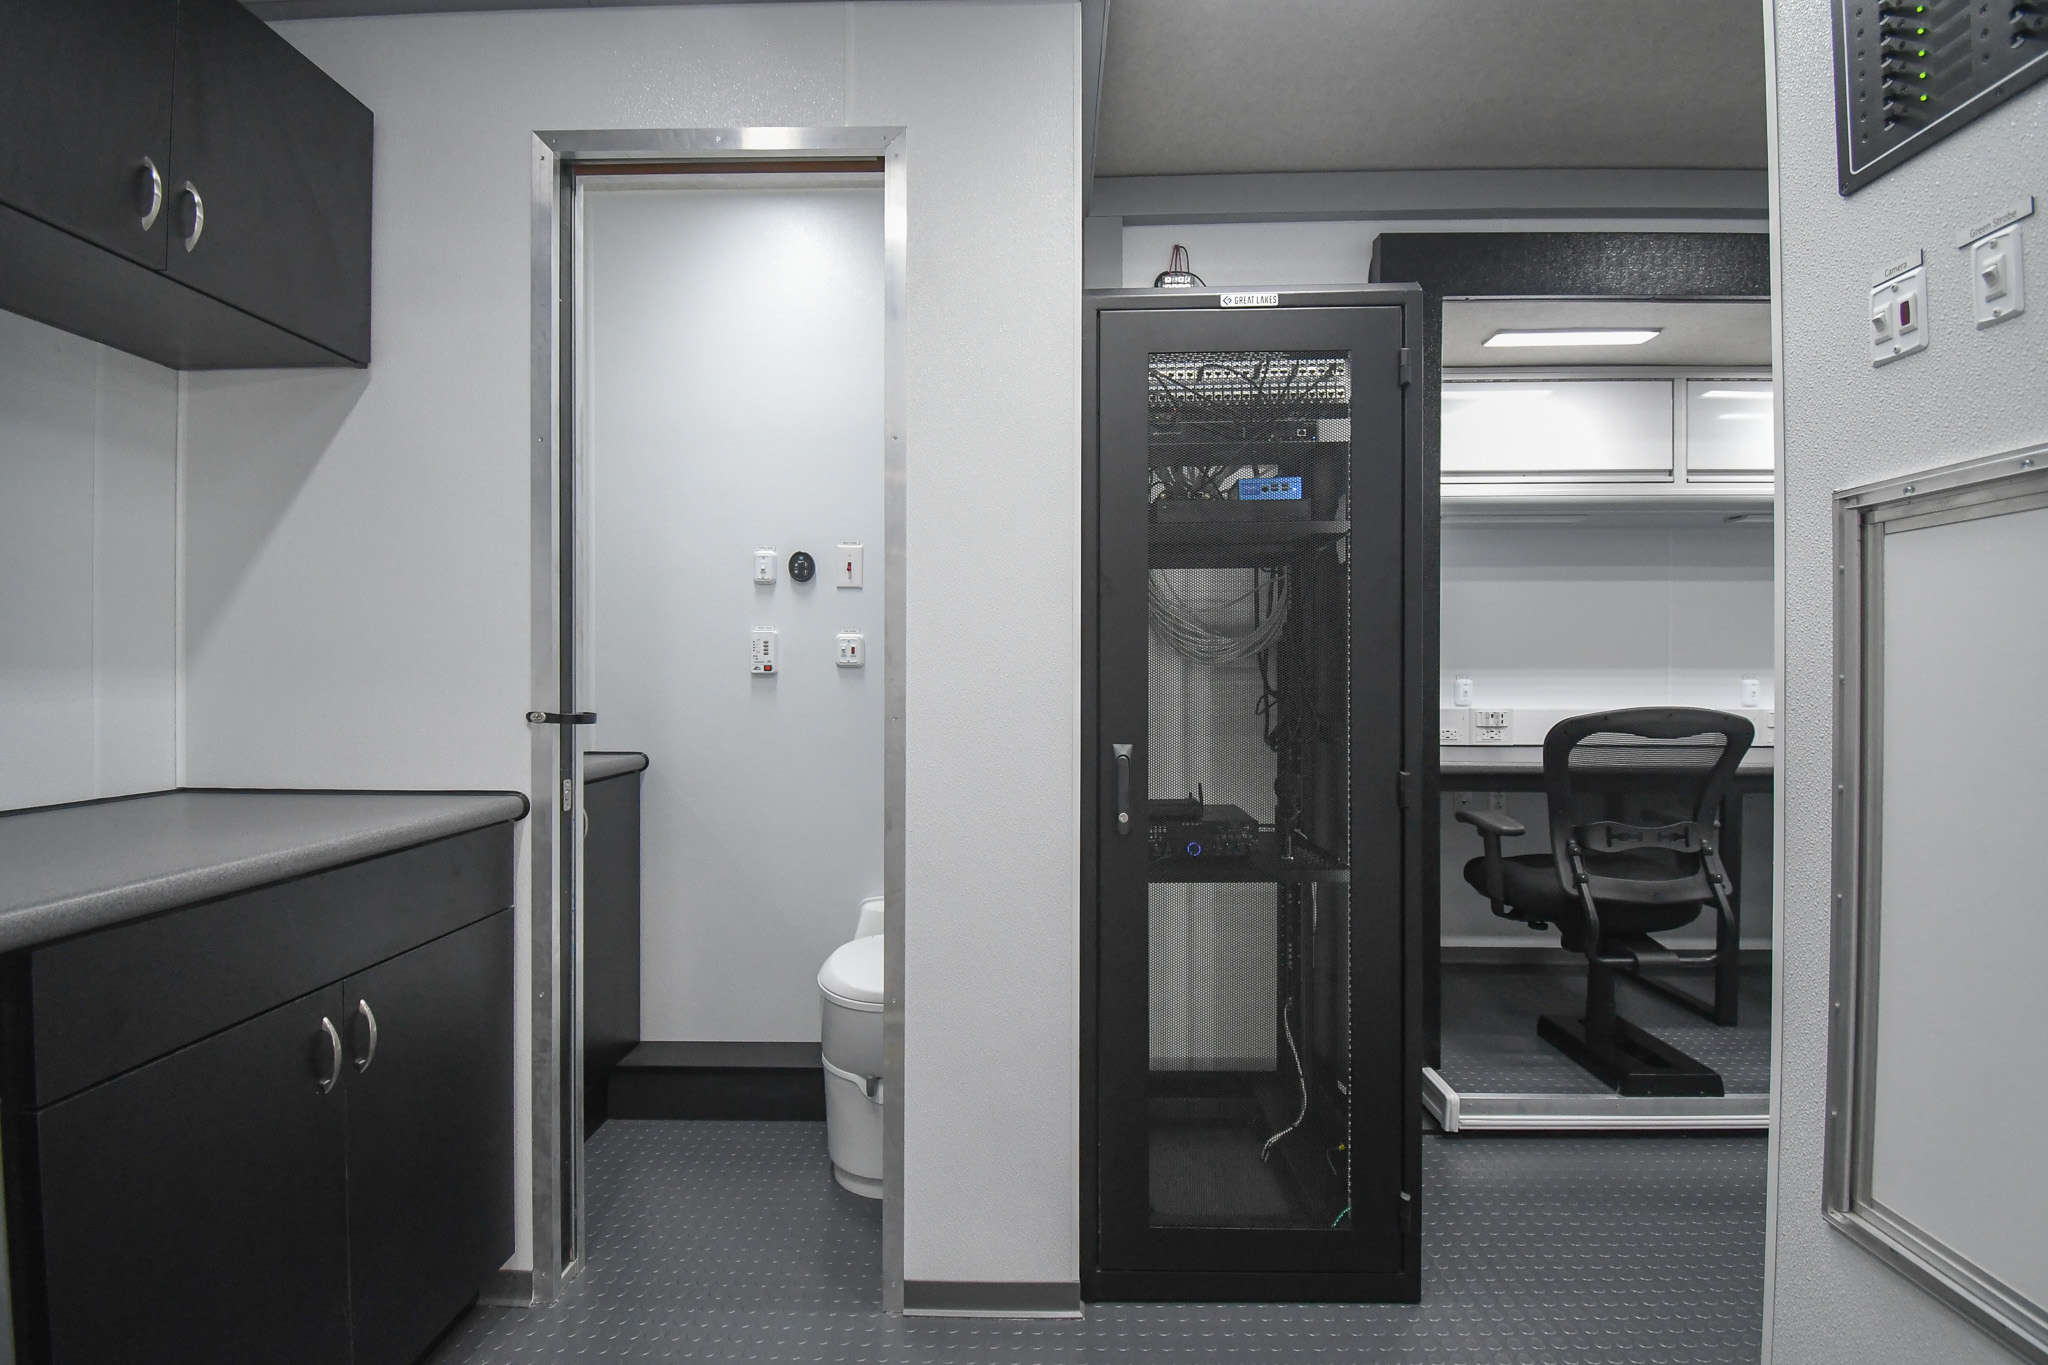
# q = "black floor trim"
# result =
<box><xmin>605</xmin><ymin>1041</ymin><xmax>824</xmax><ymax>1121</ymax></box>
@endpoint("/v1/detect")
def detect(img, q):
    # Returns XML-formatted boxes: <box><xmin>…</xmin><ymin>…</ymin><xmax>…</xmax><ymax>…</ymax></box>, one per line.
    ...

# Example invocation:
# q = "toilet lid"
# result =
<box><xmin>819</xmin><ymin>935</ymin><xmax>884</xmax><ymax>1010</ymax></box>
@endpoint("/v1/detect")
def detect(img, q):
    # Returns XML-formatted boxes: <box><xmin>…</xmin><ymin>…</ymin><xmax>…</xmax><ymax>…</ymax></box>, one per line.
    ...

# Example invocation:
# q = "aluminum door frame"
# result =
<box><xmin>525</xmin><ymin>127</ymin><xmax>907</xmax><ymax>1310</ymax></box>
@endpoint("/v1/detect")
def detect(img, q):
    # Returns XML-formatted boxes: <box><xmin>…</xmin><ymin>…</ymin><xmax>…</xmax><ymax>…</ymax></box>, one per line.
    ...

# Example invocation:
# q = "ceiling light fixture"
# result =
<box><xmin>1443</xmin><ymin>388</ymin><xmax>1552</xmax><ymax>400</ymax></box>
<box><xmin>1699</xmin><ymin>389</ymin><xmax>1774</xmax><ymax>400</ymax></box>
<box><xmin>1482</xmin><ymin>328</ymin><xmax>1661</xmax><ymax>348</ymax></box>
<box><xmin>1716</xmin><ymin>412</ymin><xmax>1771</xmax><ymax>420</ymax></box>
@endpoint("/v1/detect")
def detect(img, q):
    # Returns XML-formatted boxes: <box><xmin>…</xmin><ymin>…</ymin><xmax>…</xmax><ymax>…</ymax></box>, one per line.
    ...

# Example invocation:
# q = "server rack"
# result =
<box><xmin>1081</xmin><ymin>288</ymin><xmax>1428</xmax><ymax>1303</ymax></box>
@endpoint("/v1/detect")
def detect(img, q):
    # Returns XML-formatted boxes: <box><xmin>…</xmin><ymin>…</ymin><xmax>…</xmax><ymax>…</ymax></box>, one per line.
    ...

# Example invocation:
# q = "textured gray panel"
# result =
<box><xmin>430</xmin><ymin>1119</ymin><xmax>1764</xmax><ymax>1363</ymax></box>
<box><xmin>1438</xmin><ymin>963</ymin><xmax>1772</xmax><ymax>1096</ymax></box>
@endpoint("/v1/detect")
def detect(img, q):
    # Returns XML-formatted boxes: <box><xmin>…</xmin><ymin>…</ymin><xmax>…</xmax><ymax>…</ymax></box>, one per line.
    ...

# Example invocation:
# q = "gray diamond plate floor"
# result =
<box><xmin>429</xmin><ymin>1120</ymin><xmax>1765</xmax><ymax>1365</ymax></box>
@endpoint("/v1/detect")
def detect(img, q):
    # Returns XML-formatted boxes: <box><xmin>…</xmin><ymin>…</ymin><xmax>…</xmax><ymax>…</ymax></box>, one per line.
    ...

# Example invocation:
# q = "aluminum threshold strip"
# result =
<box><xmin>1422</xmin><ymin>1066</ymin><xmax>1771</xmax><ymax>1132</ymax></box>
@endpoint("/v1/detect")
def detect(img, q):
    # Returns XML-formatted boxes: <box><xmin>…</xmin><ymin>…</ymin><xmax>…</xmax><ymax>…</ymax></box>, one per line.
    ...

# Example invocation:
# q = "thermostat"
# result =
<box><xmin>788</xmin><ymin>551</ymin><xmax>815</xmax><ymax>583</ymax></box>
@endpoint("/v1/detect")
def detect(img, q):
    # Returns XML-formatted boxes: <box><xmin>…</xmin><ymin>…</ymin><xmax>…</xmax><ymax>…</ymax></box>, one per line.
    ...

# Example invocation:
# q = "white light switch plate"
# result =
<box><xmin>1972</xmin><ymin>227</ymin><xmax>2025</xmax><ymax>328</ymax></box>
<box><xmin>754</xmin><ymin>549</ymin><xmax>777</xmax><ymax>585</ymax></box>
<box><xmin>836</xmin><ymin>631</ymin><xmax>865</xmax><ymax>667</ymax></box>
<box><xmin>751</xmin><ymin>628</ymin><xmax>777</xmax><ymax>674</ymax></box>
<box><xmin>835</xmin><ymin>542</ymin><xmax>863</xmax><ymax>588</ymax></box>
<box><xmin>1871</xmin><ymin>264</ymin><xmax>1928</xmax><ymax>366</ymax></box>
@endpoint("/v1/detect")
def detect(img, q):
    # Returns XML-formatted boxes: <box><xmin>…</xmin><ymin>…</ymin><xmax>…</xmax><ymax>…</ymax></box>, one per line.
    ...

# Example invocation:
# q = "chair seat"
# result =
<box><xmin>1463</xmin><ymin>852</ymin><xmax>1704</xmax><ymax>950</ymax></box>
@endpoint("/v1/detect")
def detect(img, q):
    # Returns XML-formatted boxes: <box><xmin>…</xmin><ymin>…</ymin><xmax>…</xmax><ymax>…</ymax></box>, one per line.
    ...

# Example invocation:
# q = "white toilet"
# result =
<box><xmin>818</xmin><ymin>896</ymin><xmax>885</xmax><ymax>1198</ymax></box>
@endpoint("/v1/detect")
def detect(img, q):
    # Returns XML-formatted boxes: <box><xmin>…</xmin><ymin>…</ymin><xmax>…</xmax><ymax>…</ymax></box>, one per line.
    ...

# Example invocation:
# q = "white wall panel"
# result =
<box><xmin>580</xmin><ymin>181</ymin><xmax>884</xmax><ymax>1044</ymax></box>
<box><xmin>847</xmin><ymin>0</ymin><xmax>1082</xmax><ymax>1291</ymax></box>
<box><xmin>0</xmin><ymin>310</ymin><xmax>176</xmax><ymax>811</ymax></box>
<box><xmin>1766</xmin><ymin>0</ymin><xmax>2048</xmax><ymax>1358</ymax></box>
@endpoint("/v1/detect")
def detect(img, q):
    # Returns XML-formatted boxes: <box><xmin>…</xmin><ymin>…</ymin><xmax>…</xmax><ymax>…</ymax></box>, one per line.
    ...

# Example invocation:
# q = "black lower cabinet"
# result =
<box><xmin>1</xmin><ymin>825</ymin><xmax>517</xmax><ymax>1365</ymax></box>
<box><xmin>345</xmin><ymin>911</ymin><xmax>514</xmax><ymax>1365</ymax></box>
<box><xmin>30</xmin><ymin>984</ymin><xmax>354</xmax><ymax>1365</ymax></box>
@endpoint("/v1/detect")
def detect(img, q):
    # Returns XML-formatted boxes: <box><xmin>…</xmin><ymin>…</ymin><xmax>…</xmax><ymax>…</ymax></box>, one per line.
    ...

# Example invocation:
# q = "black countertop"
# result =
<box><xmin>0</xmin><ymin>789</ymin><xmax>527</xmax><ymax>954</ymax></box>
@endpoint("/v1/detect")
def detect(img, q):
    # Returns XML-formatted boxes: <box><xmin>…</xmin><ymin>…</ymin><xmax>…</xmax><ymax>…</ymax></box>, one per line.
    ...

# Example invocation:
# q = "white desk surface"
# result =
<box><xmin>1439</xmin><ymin>745</ymin><xmax>1776</xmax><ymax>776</ymax></box>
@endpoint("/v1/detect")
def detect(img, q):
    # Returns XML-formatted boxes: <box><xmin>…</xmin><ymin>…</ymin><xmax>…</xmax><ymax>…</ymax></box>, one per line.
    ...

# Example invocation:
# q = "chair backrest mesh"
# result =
<box><xmin>1540</xmin><ymin>708</ymin><xmax>1755</xmax><ymax>889</ymax></box>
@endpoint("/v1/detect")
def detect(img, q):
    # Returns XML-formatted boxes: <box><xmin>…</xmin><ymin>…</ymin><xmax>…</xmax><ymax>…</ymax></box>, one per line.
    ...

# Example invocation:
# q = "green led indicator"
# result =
<box><xmin>1919</xmin><ymin>91</ymin><xmax>1930</xmax><ymax>100</ymax></box>
<box><xmin>1917</xmin><ymin>69</ymin><xmax>1928</xmax><ymax>77</ymax></box>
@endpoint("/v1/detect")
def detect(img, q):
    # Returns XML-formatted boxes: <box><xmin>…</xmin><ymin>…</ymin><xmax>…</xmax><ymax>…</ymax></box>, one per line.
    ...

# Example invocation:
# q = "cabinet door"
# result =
<box><xmin>0</xmin><ymin>0</ymin><xmax>175</xmax><ymax>269</ymax></box>
<box><xmin>32</xmin><ymin>984</ymin><xmax>352</xmax><ymax>1365</ymax></box>
<box><xmin>344</xmin><ymin>910</ymin><xmax>515</xmax><ymax>1365</ymax></box>
<box><xmin>167</xmin><ymin>0</ymin><xmax>373</xmax><ymax>362</ymax></box>
<box><xmin>1093</xmin><ymin>304</ymin><xmax>1414</xmax><ymax>1294</ymax></box>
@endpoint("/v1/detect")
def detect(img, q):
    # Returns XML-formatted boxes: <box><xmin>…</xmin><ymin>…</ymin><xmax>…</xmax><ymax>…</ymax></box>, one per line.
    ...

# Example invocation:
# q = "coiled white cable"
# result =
<box><xmin>1147</xmin><ymin>567</ymin><xmax>1289</xmax><ymax>665</ymax></box>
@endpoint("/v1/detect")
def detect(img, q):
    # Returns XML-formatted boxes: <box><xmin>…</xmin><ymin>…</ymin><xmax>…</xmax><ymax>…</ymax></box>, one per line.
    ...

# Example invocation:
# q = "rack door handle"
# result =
<box><xmin>315</xmin><ymin>1016</ymin><xmax>343</xmax><ymax>1093</ymax></box>
<box><xmin>352</xmin><ymin>999</ymin><xmax>379</xmax><ymax>1073</ymax></box>
<box><xmin>1113</xmin><ymin>743</ymin><xmax>1134</xmax><ymax>835</ymax></box>
<box><xmin>135</xmin><ymin>157</ymin><xmax>163</xmax><ymax>230</ymax></box>
<box><xmin>176</xmin><ymin>181</ymin><xmax>204</xmax><ymax>252</ymax></box>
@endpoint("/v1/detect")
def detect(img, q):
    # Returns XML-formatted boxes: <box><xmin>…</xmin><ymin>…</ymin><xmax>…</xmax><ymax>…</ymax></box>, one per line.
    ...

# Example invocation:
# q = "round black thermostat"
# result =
<box><xmin>788</xmin><ymin>551</ymin><xmax>816</xmax><ymax>583</ymax></box>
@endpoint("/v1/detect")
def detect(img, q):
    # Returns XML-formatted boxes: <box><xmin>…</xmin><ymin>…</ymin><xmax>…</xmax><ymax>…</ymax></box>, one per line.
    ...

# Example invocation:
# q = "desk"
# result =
<box><xmin>1430</xmin><ymin>745</ymin><xmax>1775</xmax><ymax>1065</ymax></box>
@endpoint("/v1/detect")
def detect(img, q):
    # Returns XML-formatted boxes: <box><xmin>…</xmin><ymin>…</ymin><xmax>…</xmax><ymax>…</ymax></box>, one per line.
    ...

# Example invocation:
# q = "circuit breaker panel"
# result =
<box><xmin>1834</xmin><ymin>0</ymin><xmax>2048</xmax><ymax>193</ymax></box>
<box><xmin>1083</xmin><ymin>289</ymin><xmax>1426</xmax><ymax>1304</ymax></box>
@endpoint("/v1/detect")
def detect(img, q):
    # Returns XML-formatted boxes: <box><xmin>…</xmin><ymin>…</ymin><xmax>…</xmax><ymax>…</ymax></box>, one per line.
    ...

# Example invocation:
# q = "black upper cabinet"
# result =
<box><xmin>0</xmin><ymin>0</ymin><xmax>175</xmax><ymax>271</ymax></box>
<box><xmin>0</xmin><ymin>0</ymin><xmax>371</xmax><ymax>369</ymax></box>
<box><xmin>169</xmin><ymin>0</ymin><xmax>373</xmax><ymax>363</ymax></box>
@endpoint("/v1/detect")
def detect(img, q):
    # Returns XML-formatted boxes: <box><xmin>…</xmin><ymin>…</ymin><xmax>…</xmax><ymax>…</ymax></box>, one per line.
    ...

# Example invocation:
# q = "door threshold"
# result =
<box><xmin>1422</xmin><ymin>1066</ymin><xmax>1770</xmax><ymax>1132</ymax></box>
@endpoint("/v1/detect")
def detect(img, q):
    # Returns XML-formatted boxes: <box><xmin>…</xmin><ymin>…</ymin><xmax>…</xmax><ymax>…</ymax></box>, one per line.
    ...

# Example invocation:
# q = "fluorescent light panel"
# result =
<box><xmin>1483</xmin><ymin>328</ymin><xmax>1661</xmax><ymax>348</ymax></box>
<box><xmin>1699</xmin><ymin>389</ymin><xmax>1773</xmax><ymax>400</ymax></box>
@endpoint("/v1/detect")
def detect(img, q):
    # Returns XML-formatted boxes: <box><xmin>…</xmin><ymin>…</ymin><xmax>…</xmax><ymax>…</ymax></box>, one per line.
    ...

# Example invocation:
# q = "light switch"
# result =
<box><xmin>1742</xmin><ymin>676</ymin><xmax>1761</xmax><ymax>707</ymax></box>
<box><xmin>754</xmin><ymin>549</ymin><xmax>777</xmax><ymax>585</ymax></box>
<box><xmin>751</xmin><ymin>628</ymin><xmax>778</xmax><ymax>674</ymax></box>
<box><xmin>1971</xmin><ymin>228</ymin><xmax>2025</xmax><ymax>328</ymax></box>
<box><xmin>836</xmin><ymin>542</ymin><xmax>864</xmax><ymax>588</ymax></box>
<box><xmin>1453</xmin><ymin>676</ymin><xmax>1473</xmax><ymax>707</ymax></box>
<box><xmin>1871</xmin><ymin>264</ymin><xmax>1929</xmax><ymax>366</ymax></box>
<box><xmin>1472</xmin><ymin>708</ymin><xmax>1513</xmax><ymax>745</ymax></box>
<box><xmin>836</xmin><ymin>631</ymin><xmax>865</xmax><ymax>668</ymax></box>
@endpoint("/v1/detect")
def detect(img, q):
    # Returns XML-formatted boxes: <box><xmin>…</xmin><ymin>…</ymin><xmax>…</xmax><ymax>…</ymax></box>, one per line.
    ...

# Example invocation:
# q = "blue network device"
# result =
<box><xmin>1236</xmin><ymin>476</ymin><xmax>1303</xmax><ymax>501</ymax></box>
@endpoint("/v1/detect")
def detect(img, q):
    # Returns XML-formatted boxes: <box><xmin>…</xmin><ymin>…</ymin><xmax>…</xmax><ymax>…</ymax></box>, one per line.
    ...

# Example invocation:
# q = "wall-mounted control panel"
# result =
<box><xmin>835</xmin><ymin>542</ymin><xmax>863</xmax><ymax>588</ymax></box>
<box><xmin>836</xmin><ymin>631</ymin><xmax>865</xmax><ymax>667</ymax></box>
<box><xmin>788</xmin><ymin>551</ymin><xmax>815</xmax><ymax>583</ymax></box>
<box><xmin>751</xmin><ymin>628</ymin><xmax>778</xmax><ymax>674</ymax></box>
<box><xmin>1834</xmin><ymin>0</ymin><xmax>2048</xmax><ymax>195</ymax></box>
<box><xmin>1871</xmin><ymin>256</ymin><xmax>1929</xmax><ymax>365</ymax></box>
<box><xmin>754</xmin><ymin>549</ymin><xmax>778</xmax><ymax>584</ymax></box>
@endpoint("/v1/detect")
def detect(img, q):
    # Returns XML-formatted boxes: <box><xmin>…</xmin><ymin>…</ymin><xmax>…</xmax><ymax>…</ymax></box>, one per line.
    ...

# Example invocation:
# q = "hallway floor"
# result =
<box><xmin>430</xmin><ymin>1120</ymin><xmax>1765</xmax><ymax>1364</ymax></box>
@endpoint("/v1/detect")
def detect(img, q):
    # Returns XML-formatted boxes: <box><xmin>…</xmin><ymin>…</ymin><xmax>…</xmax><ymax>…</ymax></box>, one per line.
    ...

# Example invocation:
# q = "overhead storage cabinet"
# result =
<box><xmin>1441</xmin><ymin>378</ymin><xmax>1673</xmax><ymax>480</ymax></box>
<box><xmin>0</xmin><ymin>0</ymin><xmax>371</xmax><ymax>368</ymax></box>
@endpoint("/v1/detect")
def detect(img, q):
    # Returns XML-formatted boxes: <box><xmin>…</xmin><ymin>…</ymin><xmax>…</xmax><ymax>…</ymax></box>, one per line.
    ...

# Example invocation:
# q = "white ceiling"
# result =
<box><xmin>1095</xmin><ymin>0</ymin><xmax>1768</xmax><ymax>178</ymax></box>
<box><xmin>1441</xmin><ymin>298</ymin><xmax>1772</xmax><ymax>368</ymax></box>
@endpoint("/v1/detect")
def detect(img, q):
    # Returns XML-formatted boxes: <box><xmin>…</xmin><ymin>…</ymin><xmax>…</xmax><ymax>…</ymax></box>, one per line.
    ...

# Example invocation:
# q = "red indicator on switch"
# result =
<box><xmin>1899</xmin><ymin>298</ymin><xmax>1912</xmax><ymax>325</ymax></box>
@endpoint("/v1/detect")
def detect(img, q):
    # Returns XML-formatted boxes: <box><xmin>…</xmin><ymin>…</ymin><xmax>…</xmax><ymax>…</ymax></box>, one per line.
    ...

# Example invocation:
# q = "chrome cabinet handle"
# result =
<box><xmin>316</xmin><ymin>1016</ymin><xmax>343</xmax><ymax>1093</ymax></box>
<box><xmin>177</xmin><ymin>181</ymin><xmax>204</xmax><ymax>252</ymax></box>
<box><xmin>135</xmin><ymin>157</ymin><xmax>163</xmax><ymax>230</ymax></box>
<box><xmin>1113</xmin><ymin>743</ymin><xmax>1134</xmax><ymax>834</ymax></box>
<box><xmin>352</xmin><ymin>999</ymin><xmax>379</xmax><ymax>1073</ymax></box>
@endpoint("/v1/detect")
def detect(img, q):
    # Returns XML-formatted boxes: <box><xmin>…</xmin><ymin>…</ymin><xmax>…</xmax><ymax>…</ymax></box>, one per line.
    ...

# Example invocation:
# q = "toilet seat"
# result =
<box><xmin>818</xmin><ymin>935</ymin><xmax>883</xmax><ymax>1012</ymax></box>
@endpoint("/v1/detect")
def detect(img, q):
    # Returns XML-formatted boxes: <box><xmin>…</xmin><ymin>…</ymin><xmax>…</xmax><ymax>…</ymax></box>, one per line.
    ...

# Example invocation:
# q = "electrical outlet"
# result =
<box><xmin>1472</xmin><ymin>708</ymin><xmax>1512</xmax><ymax>746</ymax></box>
<box><xmin>1439</xmin><ymin>707</ymin><xmax>1471</xmax><ymax>745</ymax></box>
<box><xmin>1487</xmin><ymin>790</ymin><xmax>1508</xmax><ymax>813</ymax></box>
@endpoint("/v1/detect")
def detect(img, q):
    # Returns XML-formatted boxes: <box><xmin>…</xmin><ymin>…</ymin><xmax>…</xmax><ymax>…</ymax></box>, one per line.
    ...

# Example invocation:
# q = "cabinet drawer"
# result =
<box><xmin>2</xmin><ymin>822</ymin><xmax>513</xmax><ymax>1109</ymax></box>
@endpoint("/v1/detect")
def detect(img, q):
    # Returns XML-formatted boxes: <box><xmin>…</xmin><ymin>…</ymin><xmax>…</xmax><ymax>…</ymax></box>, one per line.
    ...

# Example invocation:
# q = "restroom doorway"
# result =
<box><xmin>530</xmin><ymin>133</ymin><xmax>905</xmax><ymax>1301</ymax></box>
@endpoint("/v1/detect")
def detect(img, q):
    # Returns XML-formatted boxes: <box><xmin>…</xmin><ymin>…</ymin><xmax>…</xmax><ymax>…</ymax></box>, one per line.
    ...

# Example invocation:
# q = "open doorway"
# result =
<box><xmin>523</xmin><ymin>131</ymin><xmax>905</xmax><ymax>1305</ymax></box>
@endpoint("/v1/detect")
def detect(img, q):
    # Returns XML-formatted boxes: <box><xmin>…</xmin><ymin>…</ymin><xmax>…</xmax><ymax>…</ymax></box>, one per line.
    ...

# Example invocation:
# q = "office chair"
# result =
<box><xmin>1454</xmin><ymin>707</ymin><xmax>1753</xmax><ymax>1097</ymax></box>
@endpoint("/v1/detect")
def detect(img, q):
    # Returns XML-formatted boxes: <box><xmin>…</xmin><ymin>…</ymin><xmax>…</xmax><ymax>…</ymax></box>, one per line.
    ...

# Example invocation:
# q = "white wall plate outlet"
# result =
<box><xmin>1472</xmin><ymin>708</ymin><xmax>1513</xmax><ymax>745</ymax></box>
<box><xmin>1439</xmin><ymin>707</ymin><xmax>1471</xmax><ymax>744</ymax></box>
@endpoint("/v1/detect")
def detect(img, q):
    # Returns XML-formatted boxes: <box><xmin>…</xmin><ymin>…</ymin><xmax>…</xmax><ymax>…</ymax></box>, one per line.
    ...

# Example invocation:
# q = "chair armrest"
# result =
<box><xmin>1454</xmin><ymin>807</ymin><xmax>1525</xmax><ymax>920</ymax></box>
<box><xmin>1454</xmin><ymin>807</ymin><xmax>1526</xmax><ymax>839</ymax></box>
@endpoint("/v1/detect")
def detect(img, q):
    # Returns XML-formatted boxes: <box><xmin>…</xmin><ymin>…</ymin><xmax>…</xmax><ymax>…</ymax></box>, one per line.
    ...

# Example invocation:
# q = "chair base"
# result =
<box><xmin>1536</xmin><ymin>1014</ymin><xmax>1725</xmax><ymax>1098</ymax></box>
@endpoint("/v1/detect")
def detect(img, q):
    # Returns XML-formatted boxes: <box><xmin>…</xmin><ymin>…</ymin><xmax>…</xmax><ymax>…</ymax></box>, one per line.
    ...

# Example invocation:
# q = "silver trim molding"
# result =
<box><xmin>1422</xmin><ymin>1067</ymin><xmax>1771</xmax><ymax>1133</ymax></box>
